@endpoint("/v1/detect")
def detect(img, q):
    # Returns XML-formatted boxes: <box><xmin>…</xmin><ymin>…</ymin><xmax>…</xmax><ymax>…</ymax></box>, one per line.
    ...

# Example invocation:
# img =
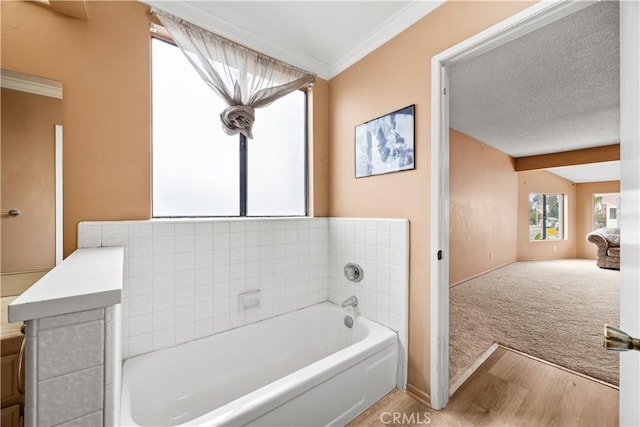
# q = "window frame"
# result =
<box><xmin>529</xmin><ymin>193</ymin><xmax>565</xmax><ymax>241</ymax></box>
<box><xmin>151</xmin><ymin>36</ymin><xmax>309</xmax><ymax>218</ymax></box>
<box><xmin>593</xmin><ymin>192</ymin><xmax>621</xmax><ymax>230</ymax></box>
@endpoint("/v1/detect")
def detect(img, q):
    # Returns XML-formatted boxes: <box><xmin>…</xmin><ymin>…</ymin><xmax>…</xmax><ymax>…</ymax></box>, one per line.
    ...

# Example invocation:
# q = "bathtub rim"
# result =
<box><xmin>120</xmin><ymin>301</ymin><xmax>397</xmax><ymax>427</ymax></box>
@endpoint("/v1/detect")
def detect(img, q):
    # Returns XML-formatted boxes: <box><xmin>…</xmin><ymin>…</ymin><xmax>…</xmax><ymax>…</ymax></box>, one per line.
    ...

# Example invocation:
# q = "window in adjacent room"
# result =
<box><xmin>594</xmin><ymin>193</ymin><xmax>620</xmax><ymax>229</ymax></box>
<box><xmin>529</xmin><ymin>193</ymin><xmax>564</xmax><ymax>240</ymax></box>
<box><xmin>151</xmin><ymin>38</ymin><xmax>307</xmax><ymax>217</ymax></box>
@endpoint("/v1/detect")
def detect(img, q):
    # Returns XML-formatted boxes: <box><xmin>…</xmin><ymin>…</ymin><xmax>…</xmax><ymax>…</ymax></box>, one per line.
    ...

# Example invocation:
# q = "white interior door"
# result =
<box><xmin>618</xmin><ymin>1</ymin><xmax>640</xmax><ymax>425</ymax></box>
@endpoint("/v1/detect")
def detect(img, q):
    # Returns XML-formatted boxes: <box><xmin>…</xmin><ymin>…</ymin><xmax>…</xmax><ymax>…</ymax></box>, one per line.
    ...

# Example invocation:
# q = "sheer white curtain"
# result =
<box><xmin>152</xmin><ymin>8</ymin><xmax>316</xmax><ymax>139</ymax></box>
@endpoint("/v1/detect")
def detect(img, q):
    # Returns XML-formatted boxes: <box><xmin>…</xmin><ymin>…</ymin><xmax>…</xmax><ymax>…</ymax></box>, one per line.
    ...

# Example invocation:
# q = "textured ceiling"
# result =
<box><xmin>450</xmin><ymin>1</ymin><xmax>620</xmax><ymax>159</ymax></box>
<box><xmin>144</xmin><ymin>1</ymin><xmax>444</xmax><ymax>79</ymax></box>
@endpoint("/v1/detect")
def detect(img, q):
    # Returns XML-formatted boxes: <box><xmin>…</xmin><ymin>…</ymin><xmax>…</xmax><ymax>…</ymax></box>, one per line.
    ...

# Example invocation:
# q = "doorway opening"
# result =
<box><xmin>429</xmin><ymin>2</ymin><xmax>640</xmax><ymax>422</ymax></box>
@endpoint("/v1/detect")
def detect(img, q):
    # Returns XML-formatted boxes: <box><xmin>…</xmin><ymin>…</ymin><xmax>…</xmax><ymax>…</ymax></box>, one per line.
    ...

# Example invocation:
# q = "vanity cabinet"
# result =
<box><xmin>1</xmin><ymin>403</ymin><xmax>20</xmax><ymax>427</ymax></box>
<box><xmin>1</xmin><ymin>335</ymin><xmax>24</xmax><ymax>427</ymax></box>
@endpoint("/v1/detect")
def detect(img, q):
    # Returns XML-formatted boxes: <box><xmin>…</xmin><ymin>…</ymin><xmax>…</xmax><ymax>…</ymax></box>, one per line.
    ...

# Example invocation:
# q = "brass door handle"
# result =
<box><xmin>2</xmin><ymin>209</ymin><xmax>21</xmax><ymax>217</ymax></box>
<box><xmin>604</xmin><ymin>325</ymin><xmax>640</xmax><ymax>351</ymax></box>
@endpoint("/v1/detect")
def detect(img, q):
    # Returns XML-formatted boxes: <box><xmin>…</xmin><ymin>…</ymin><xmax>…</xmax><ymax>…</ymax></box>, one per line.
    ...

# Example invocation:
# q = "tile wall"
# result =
<box><xmin>78</xmin><ymin>219</ymin><xmax>329</xmax><ymax>359</ymax></box>
<box><xmin>25</xmin><ymin>306</ymin><xmax>119</xmax><ymax>427</ymax></box>
<box><xmin>77</xmin><ymin>217</ymin><xmax>409</xmax><ymax>388</ymax></box>
<box><xmin>327</xmin><ymin>218</ymin><xmax>409</xmax><ymax>389</ymax></box>
<box><xmin>104</xmin><ymin>305</ymin><xmax>121</xmax><ymax>427</ymax></box>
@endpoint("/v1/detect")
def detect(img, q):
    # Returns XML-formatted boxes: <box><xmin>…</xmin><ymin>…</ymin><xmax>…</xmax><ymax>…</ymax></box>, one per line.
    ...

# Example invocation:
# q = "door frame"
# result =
<box><xmin>1</xmin><ymin>70</ymin><xmax>64</xmax><ymax>268</ymax></box>
<box><xmin>55</xmin><ymin>124</ymin><xmax>63</xmax><ymax>266</ymax></box>
<box><xmin>430</xmin><ymin>2</ymin><xmax>639</xmax><ymax>421</ymax></box>
<box><xmin>618</xmin><ymin>1</ymin><xmax>640</xmax><ymax>424</ymax></box>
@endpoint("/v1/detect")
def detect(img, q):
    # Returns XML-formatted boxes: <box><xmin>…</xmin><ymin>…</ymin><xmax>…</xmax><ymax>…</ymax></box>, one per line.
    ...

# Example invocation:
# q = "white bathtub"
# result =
<box><xmin>120</xmin><ymin>302</ymin><xmax>398</xmax><ymax>426</ymax></box>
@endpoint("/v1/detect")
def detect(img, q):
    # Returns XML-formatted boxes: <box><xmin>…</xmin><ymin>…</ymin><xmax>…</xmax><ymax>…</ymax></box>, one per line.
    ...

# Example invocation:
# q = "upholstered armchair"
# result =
<box><xmin>586</xmin><ymin>228</ymin><xmax>620</xmax><ymax>270</ymax></box>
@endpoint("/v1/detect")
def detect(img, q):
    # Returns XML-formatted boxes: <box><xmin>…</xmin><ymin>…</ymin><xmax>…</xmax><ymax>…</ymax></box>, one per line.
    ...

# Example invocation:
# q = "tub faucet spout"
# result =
<box><xmin>341</xmin><ymin>296</ymin><xmax>358</xmax><ymax>308</ymax></box>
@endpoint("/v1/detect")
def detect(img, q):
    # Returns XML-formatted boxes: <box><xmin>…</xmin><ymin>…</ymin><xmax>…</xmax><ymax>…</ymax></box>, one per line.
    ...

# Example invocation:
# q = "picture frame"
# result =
<box><xmin>355</xmin><ymin>105</ymin><xmax>415</xmax><ymax>178</ymax></box>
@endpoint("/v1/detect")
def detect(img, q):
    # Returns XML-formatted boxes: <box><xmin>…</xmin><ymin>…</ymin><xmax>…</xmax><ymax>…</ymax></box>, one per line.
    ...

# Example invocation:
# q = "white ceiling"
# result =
<box><xmin>547</xmin><ymin>160</ymin><xmax>620</xmax><ymax>183</ymax></box>
<box><xmin>450</xmin><ymin>1</ymin><xmax>620</xmax><ymax>159</ymax></box>
<box><xmin>144</xmin><ymin>0</ymin><xmax>445</xmax><ymax>80</ymax></box>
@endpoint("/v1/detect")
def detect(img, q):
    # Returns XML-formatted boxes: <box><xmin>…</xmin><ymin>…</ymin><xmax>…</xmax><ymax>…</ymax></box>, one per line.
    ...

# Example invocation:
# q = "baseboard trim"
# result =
<box><xmin>450</xmin><ymin>343</ymin><xmax>499</xmax><ymax>396</ymax></box>
<box><xmin>449</xmin><ymin>261</ymin><xmax>516</xmax><ymax>288</ymax></box>
<box><xmin>498</xmin><ymin>345</ymin><xmax>619</xmax><ymax>390</ymax></box>
<box><xmin>406</xmin><ymin>383</ymin><xmax>430</xmax><ymax>407</ymax></box>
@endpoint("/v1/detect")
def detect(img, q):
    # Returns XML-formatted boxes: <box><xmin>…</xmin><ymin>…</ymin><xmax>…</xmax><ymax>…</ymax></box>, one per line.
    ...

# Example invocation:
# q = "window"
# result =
<box><xmin>594</xmin><ymin>193</ymin><xmax>620</xmax><ymax>229</ymax></box>
<box><xmin>529</xmin><ymin>194</ymin><xmax>564</xmax><ymax>240</ymax></box>
<box><xmin>152</xmin><ymin>38</ymin><xmax>307</xmax><ymax>217</ymax></box>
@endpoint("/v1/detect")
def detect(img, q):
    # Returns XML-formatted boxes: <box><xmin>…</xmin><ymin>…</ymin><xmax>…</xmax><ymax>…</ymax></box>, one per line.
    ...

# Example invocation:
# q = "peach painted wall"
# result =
<box><xmin>576</xmin><ymin>180</ymin><xmax>620</xmax><ymax>259</ymax></box>
<box><xmin>328</xmin><ymin>1</ymin><xmax>534</xmax><ymax>398</ymax></box>
<box><xmin>2</xmin><ymin>1</ymin><xmax>152</xmax><ymax>257</ymax></box>
<box><xmin>449</xmin><ymin>129</ymin><xmax>517</xmax><ymax>286</ymax></box>
<box><xmin>309</xmin><ymin>78</ymin><xmax>330</xmax><ymax>217</ymax></box>
<box><xmin>517</xmin><ymin>170</ymin><xmax>577</xmax><ymax>260</ymax></box>
<box><xmin>1</xmin><ymin>88</ymin><xmax>62</xmax><ymax>273</ymax></box>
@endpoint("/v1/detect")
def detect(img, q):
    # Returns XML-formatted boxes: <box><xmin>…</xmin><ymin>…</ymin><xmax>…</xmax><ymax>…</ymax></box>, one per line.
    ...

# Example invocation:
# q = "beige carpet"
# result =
<box><xmin>450</xmin><ymin>259</ymin><xmax>619</xmax><ymax>385</ymax></box>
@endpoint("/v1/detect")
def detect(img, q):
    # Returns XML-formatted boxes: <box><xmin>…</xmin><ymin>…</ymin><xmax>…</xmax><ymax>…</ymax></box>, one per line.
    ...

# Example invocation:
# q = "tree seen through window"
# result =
<box><xmin>529</xmin><ymin>193</ymin><xmax>564</xmax><ymax>240</ymax></box>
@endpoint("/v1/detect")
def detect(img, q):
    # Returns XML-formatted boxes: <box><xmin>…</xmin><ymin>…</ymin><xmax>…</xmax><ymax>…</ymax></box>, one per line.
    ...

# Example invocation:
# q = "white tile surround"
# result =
<box><xmin>78</xmin><ymin>217</ymin><xmax>409</xmax><ymax>388</ymax></box>
<box><xmin>13</xmin><ymin>247</ymin><xmax>124</xmax><ymax>427</ymax></box>
<box><xmin>327</xmin><ymin>218</ymin><xmax>409</xmax><ymax>388</ymax></box>
<box><xmin>25</xmin><ymin>306</ymin><xmax>120</xmax><ymax>427</ymax></box>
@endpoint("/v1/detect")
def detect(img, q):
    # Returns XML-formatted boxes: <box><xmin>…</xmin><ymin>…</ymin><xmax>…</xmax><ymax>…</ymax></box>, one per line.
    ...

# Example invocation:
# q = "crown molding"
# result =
<box><xmin>1</xmin><ymin>69</ymin><xmax>63</xmax><ymax>99</ymax></box>
<box><xmin>144</xmin><ymin>1</ymin><xmax>330</xmax><ymax>79</ymax></box>
<box><xmin>144</xmin><ymin>0</ymin><xmax>445</xmax><ymax>81</ymax></box>
<box><xmin>328</xmin><ymin>0</ymin><xmax>446</xmax><ymax>79</ymax></box>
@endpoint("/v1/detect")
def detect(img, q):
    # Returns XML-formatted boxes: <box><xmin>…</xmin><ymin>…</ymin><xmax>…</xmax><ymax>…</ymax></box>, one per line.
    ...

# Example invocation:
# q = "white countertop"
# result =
<box><xmin>8</xmin><ymin>247</ymin><xmax>124</xmax><ymax>322</ymax></box>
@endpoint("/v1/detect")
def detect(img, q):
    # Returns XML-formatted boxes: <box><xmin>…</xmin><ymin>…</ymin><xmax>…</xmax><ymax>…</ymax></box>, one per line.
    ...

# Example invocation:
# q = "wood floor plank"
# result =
<box><xmin>349</xmin><ymin>347</ymin><xmax>618</xmax><ymax>427</ymax></box>
<box><xmin>441</xmin><ymin>349</ymin><xmax>530</xmax><ymax>426</ymax></box>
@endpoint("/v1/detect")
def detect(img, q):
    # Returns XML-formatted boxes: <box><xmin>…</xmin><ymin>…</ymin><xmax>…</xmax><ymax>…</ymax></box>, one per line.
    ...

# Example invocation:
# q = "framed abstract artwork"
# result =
<box><xmin>355</xmin><ymin>105</ymin><xmax>415</xmax><ymax>178</ymax></box>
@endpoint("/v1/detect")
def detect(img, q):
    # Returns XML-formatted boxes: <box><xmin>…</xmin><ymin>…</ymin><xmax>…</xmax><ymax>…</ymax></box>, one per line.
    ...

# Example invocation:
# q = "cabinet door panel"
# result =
<box><xmin>1</xmin><ymin>353</ymin><xmax>20</xmax><ymax>403</ymax></box>
<box><xmin>0</xmin><ymin>403</ymin><xmax>20</xmax><ymax>427</ymax></box>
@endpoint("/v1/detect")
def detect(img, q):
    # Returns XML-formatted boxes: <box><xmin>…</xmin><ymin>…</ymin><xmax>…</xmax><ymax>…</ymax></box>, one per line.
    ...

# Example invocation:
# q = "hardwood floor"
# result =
<box><xmin>349</xmin><ymin>347</ymin><xmax>618</xmax><ymax>427</ymax></box>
